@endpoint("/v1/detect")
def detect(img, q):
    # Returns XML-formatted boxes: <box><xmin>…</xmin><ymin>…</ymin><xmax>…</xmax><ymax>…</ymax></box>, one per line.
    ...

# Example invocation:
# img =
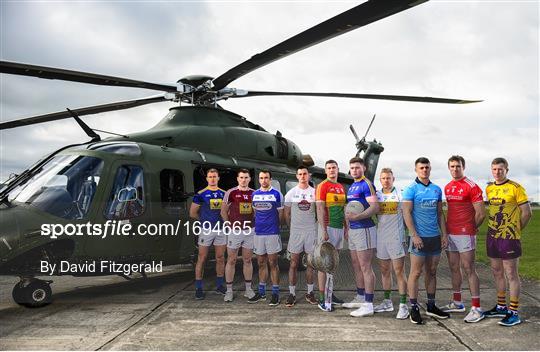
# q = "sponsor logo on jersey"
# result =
<box><xmin>420</xmin><ymin>199</ymin><xmax>438</xmax><ymax>208</ymax></box>
<box><xmin>239</xmin><ymin>202</ymin><xmax>252</xmax><ymax>214</ymax></box>
<box><xmin>298</xmin><ymin>199</ymin><xmax>311</xmax><ymax>211</ymax></box>
<box><xmin>253</xmin><ymin>202</ymin><xmax>273</xmax><ymax>211</ymax></box>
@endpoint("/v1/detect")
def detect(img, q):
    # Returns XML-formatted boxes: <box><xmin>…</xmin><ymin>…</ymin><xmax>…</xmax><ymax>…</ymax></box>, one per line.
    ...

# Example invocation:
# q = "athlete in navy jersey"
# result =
<box><xmin>190</xmin><ymin>168</ymin><xmax>227</xmax><ymax>300</ymax></box>
<box><xmin>345</xmin><ymin>157</ymin><xmax>379</xmax><ymax>317</ymax></box>
<box><xmin>248</xmin><ymin>170</ymin><xmax>284</xmax><ymax>306</ymax></box>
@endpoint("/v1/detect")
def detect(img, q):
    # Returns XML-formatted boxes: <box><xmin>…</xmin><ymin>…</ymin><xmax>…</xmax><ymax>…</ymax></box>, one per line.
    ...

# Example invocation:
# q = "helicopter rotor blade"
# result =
<box><xmin>0</xmin><ymin>61</ymin><xmax>177</xmax><ymax>92</ymax></box>
<box><xmin>0</xmin><ymin>94</ymin><xmax>171</xmax><ymax>130</ymax></box>
<box><xmin>211</xmin><ymin>0</ymin><xmax>428</xmax><ymax>90</ymax></box>
<box><xmin>363</xmin><ymin>114</ymin><xmax>376</xmax><ymax>140</ymax></box>
<box><xmin>228</xmin><ymin>90</ymin><xmax>482</xmax><ymax>104</ymax></box>
<box><xmin>350</xmin><ymin>125</ymin><xmax>360</xmax><ymax>143</ymax></box>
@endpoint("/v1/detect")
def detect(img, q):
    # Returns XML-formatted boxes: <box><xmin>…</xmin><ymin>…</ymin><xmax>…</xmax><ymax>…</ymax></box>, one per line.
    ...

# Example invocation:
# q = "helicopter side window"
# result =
<box><xmin>285</xmin><ymin>180</ymin><xmax>298</xmax><ymax>193</ymax></box>
<box><xmin>160</xmin><ymin>169</ymin><xmax>186</xmax><ymax>214</ymax></box>
<box><xmin>105</xmin><ymin>165</ymin><xmax>145</xmax><ymax>220</ymax></box>
<box><xmin>9</xmin><ymin>155</ymin><xmax>104</xmax><ymax>220</ymax></box>
<box><xmin>270</xmin><ymin>179</ymin><xmax>282</xmax><ymax>193</ymax></box>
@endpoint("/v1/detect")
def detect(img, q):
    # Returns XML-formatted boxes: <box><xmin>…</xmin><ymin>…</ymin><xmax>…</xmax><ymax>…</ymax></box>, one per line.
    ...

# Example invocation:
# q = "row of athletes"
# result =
<box><xmin>189</xmin><ymin>155</ymin><xmax>532</xmax><ymax>327</ymax></box>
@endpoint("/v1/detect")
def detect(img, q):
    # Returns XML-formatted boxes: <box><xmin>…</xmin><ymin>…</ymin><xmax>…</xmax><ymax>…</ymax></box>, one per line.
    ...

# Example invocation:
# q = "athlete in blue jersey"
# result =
<box><xmin>248</xmin><ymin>170</ymin><xmax>284</xmax><ymax>306</ymax></box>
<box><xmin>402</xmin><ymin>158</ymin><xmax>449</xmax><ymax>324</ymax></box>
<box><xmin>190</xmin><ymin>168</ymin><xmax>226</xmax><ymax>299</ymax></box>
<box><xmin>345</xmin><ymin>157</ymin><xmax>379</xmax><ymax>317</ymax></box>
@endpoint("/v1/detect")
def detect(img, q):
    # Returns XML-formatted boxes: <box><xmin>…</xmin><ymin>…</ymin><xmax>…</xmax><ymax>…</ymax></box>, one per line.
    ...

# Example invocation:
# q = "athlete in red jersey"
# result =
<box><xmin>221</xmin><ymin>169</ymin><xmax>256</xmax><ymax>302</ymax></box>
<box><xmin>442</xmin><ymin>156</ymin><xmax>486</xmax><ymax>323</ymax></box>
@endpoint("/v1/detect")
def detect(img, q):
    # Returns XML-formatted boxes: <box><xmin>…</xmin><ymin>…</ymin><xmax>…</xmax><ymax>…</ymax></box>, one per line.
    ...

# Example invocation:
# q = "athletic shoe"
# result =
<box><xmin>396</xmin><ymin>303</ymin><xmax>410</xmax><ymax>320</ymax></box>
<box><xmin>224</xmin><ymin>291</ymin><xmax>234</xmax><ymax>302</ymax></box>
<box><xmin>483</xmin><ymin>305</ymin><xmax>508</xmax><ymax>318</ymax></box>
<box><xmin>332</xmin><ymin>294</ymin><xmax>344</xmax><ymax>306</ymax></box>
<box><xmin>216</xmin><ymin>285</ymin><xmax>227</xmax><ymax>295</ymax></box>
<box><xmin>410</xmin><ymin>305</ymin><xmax>423</xmax><ymax>324</ymax></box>
<box><xmin>441</xmin><ymin>301</ymin><xmax>466</xmax><ymax>313</ymax></box>
<box><xmin>247</xmin><ymin>292</ymin><xmax>266</xmax><ymax>303</ymax></box>
<box><xmin>464</xmin><ymin>307</ymin><xmax>485</xmax><ymax>323</ymax></box>
<box><xmin>350</xmin><ymin>303</ymin><xmax>374</xmax><ymax>317</ymax></box>
<box><xmin>317</xmin><ymin>300</ymin><xmax>334</xmax><ymax>312</ymax></box>
<box><xmin>269</xmin><ymin>293</ymin><xmax>280</xmax><ymax>307</ymax></box>
<box><xmin>285</xmin><ymin>294</ymin><xmax>296</xmax><ymax>307</ymax></box>
<box><xmin>342</xmin><ymin>296</ymin><xmax>365</xmax><ymax>309</ymax></box>
<box><xmin>374</xmin><ymin>299</ymin><xmax>394</xmax><ymax>313</ymax></box>
<box><xmin>426</xmin><ymin>305</ymin><xmax>451</xmax><ymax>319</ymax></box>
<box><xmin>498</xmin><ymin>312</ymin><xmax>521</xmax><ymax>327</ymax></box>
<box><xmin>243</xmin><ymin>289</ymin><xmax>256</xmax><ymax>299</ymax></box>
<box><xmin>305</xmin><ymin>292</ymin><xmax>318</xmax><ymax>305</ymax></box>
<box><xmin>195</xmin><ymin>288</ymin><xmax>205</xmax><ymax>300</ymax></box>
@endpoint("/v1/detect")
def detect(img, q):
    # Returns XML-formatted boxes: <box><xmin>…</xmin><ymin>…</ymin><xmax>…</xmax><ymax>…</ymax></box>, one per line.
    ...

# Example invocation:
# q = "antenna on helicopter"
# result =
<box><xmin>350</xmin><ymin>114</ymin><xmax>384</xmax><ymax>182</ymax></box>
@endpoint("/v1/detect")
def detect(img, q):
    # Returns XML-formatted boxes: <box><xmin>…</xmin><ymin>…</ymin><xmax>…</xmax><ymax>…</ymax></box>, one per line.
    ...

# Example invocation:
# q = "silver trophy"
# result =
<box><xmin>308</xmin><ymin>242</ymin><xmax>339</xmax><ymax>306</ymax></box>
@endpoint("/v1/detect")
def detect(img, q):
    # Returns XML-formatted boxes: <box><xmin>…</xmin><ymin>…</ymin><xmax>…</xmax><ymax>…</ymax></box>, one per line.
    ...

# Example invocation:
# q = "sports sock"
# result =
<box><xmin>427</xmin><ymin>293</ymin><xmax>436</xmax><ymax>309</ymax></box>
<box><xmin>195</xmin><ymin>279</ymin><xmax>203</xmax><ymax>290</ymax></box>
<box><xmin>216</xmin><ymin>276</ymin><xmax>224</xmax><ymax>288</ymax></box>
<box><xmin>226</xmin><ymin>282</ymin><xmax>233</xmax><ymax>293</ymax></box>
<box><xmin>400</xmin><ymin>294</ymin><xmax>407</xmax><ymax>304</ymax></box>
<box><xmin>259</xmin><ymin>282</ymin><xmax>266</xmax><ymax>295</ymax></box>
<box><xmin>497</xmin><ymin>291</ymin><xmax>507</xmax><ymax>309</ymax></box>
<box><xmin>307</xmin><ymin>284</ymin><xmax>314</xmax><ymax>293</ymax></box>
<box><xmin>319</xmin><ymin>292</ymin><xmax>325</xmax><ymax>301</ymax></box>
<box><xmin>384</xmin><ymin>290</ymin><xmax>391</xmax><ymax>300</ymax></box>
<box><xmin>453</xmin><ymin>291</ymin><xmax>462</xmax><ymax>304</ymax></box>
<box><xmin>245</xmin><ymin>280</ymin><xmax>252</xmax><ymax>291</ymax></box>
<box><xmin>272</xmin><ymin>285</ymin><xmax>280</xmax><ymax>295</ymax></box>
<box><xmin>410</xmin><ymin>298</ymin><xmax>418</xmax><ymax>308</ymax></box>
<box><xmin>509</xmin><ymin>296</ymin><xmax>519</xmax><ymax>314</ymax></box>
<box><xmin>471</xmin><ymin>296</ymin><xmax>480</xmax><ymax>308</ymax></box>
<box><xmin>289</xmin><ymin>285</ymin><xmax>296</xmax><ymax>295</ymax></box>
<box><xmin>365</xmin><ymin>292</ymin><xmax>374</xmax><ymax>303</ymax></box>
<box><xmin>357</xmin><ymin>287</ymin><xmax>365</xmax><ymax>296</ymax></box>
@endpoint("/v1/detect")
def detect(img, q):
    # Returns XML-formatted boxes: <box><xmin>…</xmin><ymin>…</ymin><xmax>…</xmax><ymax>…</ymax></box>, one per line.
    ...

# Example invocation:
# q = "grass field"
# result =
<box><xmin>475</xmin><ymin>208</ymin><xmax>539</xmax><ymax>280</ymax></box>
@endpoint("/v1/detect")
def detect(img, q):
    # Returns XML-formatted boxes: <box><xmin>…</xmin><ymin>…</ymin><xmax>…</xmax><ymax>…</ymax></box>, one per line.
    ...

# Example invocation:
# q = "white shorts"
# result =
<box><xmin>288</xmin><ymin>230</ymin><xmax>317</xmax><ymax>254</ymax></box>
<box><xmin>377</xmin><ymin>241</ymin><xmax>407</xmax><ymax>260</ymax></box>
<box><xmin>348</xmin><ymin>226</ymin><xmax>377</xmax><ymax>252</ymax></box>
<box><xmin>197</xmin><ymin>229</ymin><xmax>226</xmax><ymax>247</ymax></box>
<box><xmin>254</xmin><ymin>235</ymin><xmax>282</xmax><ymax>255</ymax></box>
<box><xmin>447</xmin><ymin>234</ymin><xmax>476</xmax><ymax>253</ymax></box>
<box><xmin>318</xmin><ymin>226</ymin><xmax>344</xmax><ymax>250</ymax></box>
<box><xmin>226</xmin><ymin>228</ymin><xmax>254</xmax><ymax>250</ymax></box>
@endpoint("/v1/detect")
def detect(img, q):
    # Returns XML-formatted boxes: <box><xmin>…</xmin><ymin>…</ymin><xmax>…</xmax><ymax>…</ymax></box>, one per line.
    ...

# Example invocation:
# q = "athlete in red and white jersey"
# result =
<box><xmin>442</xmin><ymin>155</ymin><xmax>486</xmax><ymax>323</ymax></box>
<box><xmin>221</xmin><ymin>169</ymin><xmax>256</xmax><ymax>302</ymax></box>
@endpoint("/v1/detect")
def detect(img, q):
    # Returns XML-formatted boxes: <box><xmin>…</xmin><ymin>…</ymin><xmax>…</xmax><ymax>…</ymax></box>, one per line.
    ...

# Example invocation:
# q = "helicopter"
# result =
<box><xmin>0</xmin><ymin>0</ymin><xmax>480</xmax><ymax>308</ymax></box>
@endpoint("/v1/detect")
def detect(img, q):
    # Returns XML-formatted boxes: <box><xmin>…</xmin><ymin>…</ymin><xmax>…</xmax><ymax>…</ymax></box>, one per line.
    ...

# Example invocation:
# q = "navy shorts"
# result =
<box><xmin>409</xmin><ymin>235</ymin><xmax>441</xmax><ymax>257</ymax></box>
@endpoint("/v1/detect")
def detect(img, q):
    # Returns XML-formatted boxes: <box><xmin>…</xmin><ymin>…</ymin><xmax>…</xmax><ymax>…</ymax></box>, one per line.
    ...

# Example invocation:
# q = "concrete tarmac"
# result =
<box><xmin>1</xmin><ymin>254</ymin><xmax>539</xmax><ymax>351</ymax></box>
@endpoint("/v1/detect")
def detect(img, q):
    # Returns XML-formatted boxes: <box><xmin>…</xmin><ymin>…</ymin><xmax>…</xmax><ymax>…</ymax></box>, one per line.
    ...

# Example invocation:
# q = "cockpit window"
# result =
<box><xmin>8</xmin><ymin>155</ymin><xmax>104</xmax><ymax>219</ymax></box>
<box><xmin>104</xmin><ymin>165</ymin><xmax>145</xmax><ymax>219</ymax></box>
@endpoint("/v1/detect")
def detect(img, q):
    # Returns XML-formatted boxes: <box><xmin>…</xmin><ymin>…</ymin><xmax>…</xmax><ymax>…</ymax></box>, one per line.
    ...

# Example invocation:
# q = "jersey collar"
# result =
<box><xmin>415</xmin><ymin>177</ymin><xmax>432</xmax><ymax>187</ymax></box>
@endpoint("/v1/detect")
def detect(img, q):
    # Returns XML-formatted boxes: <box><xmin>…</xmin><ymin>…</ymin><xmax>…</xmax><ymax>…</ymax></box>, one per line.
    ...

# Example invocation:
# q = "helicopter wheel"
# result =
<box><xmin>12</xmin><ymin>279</ymin><xmax>53</xmax><ymax>308</ymax></box>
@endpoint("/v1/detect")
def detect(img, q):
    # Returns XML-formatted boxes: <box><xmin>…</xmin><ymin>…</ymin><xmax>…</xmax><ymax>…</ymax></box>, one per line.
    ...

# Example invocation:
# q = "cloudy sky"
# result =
<box><xmin>1</xmin><ymin>1</ymin><xmax>538</xmax><ymax>200</ymax></box>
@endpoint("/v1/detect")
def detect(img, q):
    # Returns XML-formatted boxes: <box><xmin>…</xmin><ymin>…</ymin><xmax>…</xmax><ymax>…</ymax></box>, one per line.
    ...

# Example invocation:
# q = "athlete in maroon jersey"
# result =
<box><xmin>442</xmin><ymin>155</ymin><xmax>486</xmax><ymax>323</ymax></box>
<box><xmin>221</xmin><ymin>169</ymin><xmax>256</xmax><ymax>302</ymax></box>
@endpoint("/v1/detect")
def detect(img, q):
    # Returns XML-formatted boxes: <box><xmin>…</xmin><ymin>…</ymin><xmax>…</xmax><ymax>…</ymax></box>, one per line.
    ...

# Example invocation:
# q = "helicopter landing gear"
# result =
<box><xmin>12</xmin><ymin>278</ymin><xmax>53</xmax><ymax>308</ymax></box>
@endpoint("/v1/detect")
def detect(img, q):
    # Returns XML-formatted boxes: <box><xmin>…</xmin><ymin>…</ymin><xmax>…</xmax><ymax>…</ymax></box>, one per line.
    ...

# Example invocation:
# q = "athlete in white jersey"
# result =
<box><xmin>374</xmin><ymin>168</ymin><xmax>409</xmax><ymax>319</ymax></box>
<box><xmin>284</xmin><ymin>166</ymin><xmax>318</xmax><ymax>307</ymax></box>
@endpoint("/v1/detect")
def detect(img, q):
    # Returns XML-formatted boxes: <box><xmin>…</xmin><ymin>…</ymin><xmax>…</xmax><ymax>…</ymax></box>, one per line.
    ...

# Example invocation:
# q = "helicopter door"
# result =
<box><xmin>88</xmin><ymin>162</ymin><xmax>154</xmax><ymax>262</ymax></box>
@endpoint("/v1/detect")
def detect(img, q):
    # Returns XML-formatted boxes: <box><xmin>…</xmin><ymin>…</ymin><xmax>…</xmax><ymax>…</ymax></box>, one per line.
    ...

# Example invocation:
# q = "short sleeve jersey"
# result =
<box><xmin>445</xmin><ymin>177</ymin><xmax>483</xmax><ymax>235</ymax></box>
<box><xmin>192</xmin><ymin>187</ymin><xmax>225</xmax><ymax>226</ymax></box>
<box><xmin>284</xmin><ymin>185</ymin><xmax>317</xmax><ymax>233</ymax></box>
<box><xmin>223</xmin><ymin>187</ymin><xmax>254</xmax><ymax>228</ymax></box>
<box><xmin>347</xmin><ymin>176</ymin><xmax>376</xmax><ymax>229</ymax></box>
<box><xmin>316</xmin><ymin>179</ymin><xmax>346</xmax><ymax>229</ymax></box>
<box><xmin>376</xmin><ymin>187</ymin><xmax>405</xmax><ymax>242</ymax></box>
<box><xmin>486</xmin><ymin>180</ymin><xmax>529</xmax><ymax>240</ymax></box>
<box><xmin>402</xmin><ymin>178</ymin><xmax>442</xmax><ymax>238</ymax></box>
<box><xmin>252</xmin><ymin>187</ymin><xmax>284</xmax><ymax>235</ymax></box>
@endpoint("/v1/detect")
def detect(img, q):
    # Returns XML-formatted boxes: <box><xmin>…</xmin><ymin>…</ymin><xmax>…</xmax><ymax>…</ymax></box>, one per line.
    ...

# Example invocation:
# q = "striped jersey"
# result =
<box><xmin>316</xmin><ymin>179</ymin><xmax>346</xmax><ymax>229</ymax></box>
